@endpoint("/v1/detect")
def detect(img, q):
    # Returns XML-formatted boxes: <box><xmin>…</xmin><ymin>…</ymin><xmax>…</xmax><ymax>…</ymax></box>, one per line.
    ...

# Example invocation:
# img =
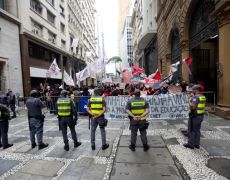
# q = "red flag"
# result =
<box><xmin>132</xmin><ymin>65</ymin><xmax>145</xmax><ymax>76</ymax></box>
<box><xmin>183</xmin><ymin>57</ymin><xmax>192</xmax><ymax>64</ymax></box>
<box><xmin>152</xmin><ymin>68</ymin><xmax>161</xmax><ymax>80</ymax></box>
<box><xmin>183</xmin><ymin>57</ymin><xmax>192</xmax><ymax>75</ymax></box>
<box><xmin>145</xmin><ymin>78</ymin><xmax>160</xmax><ymax>84</ymax></box>
<box><xmin>122</xmin><ymin>69</ymin><xmax>132</xmax><ymax>83</ymax></box>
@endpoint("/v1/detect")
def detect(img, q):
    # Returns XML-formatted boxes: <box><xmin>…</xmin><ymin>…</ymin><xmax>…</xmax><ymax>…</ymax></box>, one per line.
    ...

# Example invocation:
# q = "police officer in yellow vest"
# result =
<box><xmin>87</xmin><ymin>88</ymin><xmax>109</xmax><ymax>150</ymax></box>
<box><xmin>57</xmin><ymin>90</ymin><xmax>81</xmax><ymax>151</ymax></box>
<box><xmin>125</xmin><ymin>89</ymin><xmax>150</xmax><ymax>152</ymax></box>
<box><xmin>184</xmin><ymin>85</ymin><xmax>206</xmax><ymax>149</ymax></box>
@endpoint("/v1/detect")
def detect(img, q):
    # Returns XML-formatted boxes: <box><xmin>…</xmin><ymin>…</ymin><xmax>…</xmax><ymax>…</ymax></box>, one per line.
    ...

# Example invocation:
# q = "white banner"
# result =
<box><xmin>48</xmin><ymin>59</ymin><xmax>60</xmax><ymax>77</ymax></box>
<box><xmin>104</xmin><ymin>93</ymin><xmax>189</xmax><ymax>120</ymax></box>
<box><xmin>64</xmin><ymin>70</ymin><xmax>75</xmax><ymax>86</ymax></box>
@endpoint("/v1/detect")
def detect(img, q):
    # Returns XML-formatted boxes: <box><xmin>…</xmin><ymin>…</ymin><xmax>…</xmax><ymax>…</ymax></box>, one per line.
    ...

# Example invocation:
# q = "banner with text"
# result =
<box><xmin>104</xmin><ymin>93</ymin><xmax>189</xmax><ymax>120</ymax></box>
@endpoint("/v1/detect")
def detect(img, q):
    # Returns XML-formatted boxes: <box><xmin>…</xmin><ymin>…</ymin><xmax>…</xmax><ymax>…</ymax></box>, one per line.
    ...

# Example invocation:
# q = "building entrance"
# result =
<box><xmin>189</xmin><ymin>0</ymin><xmax>218</xmax><ymax>95</ymax></box>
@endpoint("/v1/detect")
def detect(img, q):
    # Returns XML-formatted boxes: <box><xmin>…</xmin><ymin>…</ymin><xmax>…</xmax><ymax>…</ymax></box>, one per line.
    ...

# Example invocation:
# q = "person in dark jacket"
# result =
<box><xmin>0</xmin><ymin>97</ymin><xmax>13</xmax><ymax>149</ymax></box>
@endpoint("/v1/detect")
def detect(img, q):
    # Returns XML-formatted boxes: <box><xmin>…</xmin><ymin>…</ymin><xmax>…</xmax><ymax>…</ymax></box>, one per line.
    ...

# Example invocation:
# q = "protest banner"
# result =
<box><xmin>104</xmin><ymin>93</ymin><xmax>189</xmax><ymax>120</ymax></box>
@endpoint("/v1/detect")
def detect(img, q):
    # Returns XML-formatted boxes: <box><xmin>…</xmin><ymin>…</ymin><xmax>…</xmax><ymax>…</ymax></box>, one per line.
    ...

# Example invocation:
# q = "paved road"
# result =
<box><xmin>0</xmin><ymin>111</ymin><xmax>229</xmax><ymax>180</ymax></box>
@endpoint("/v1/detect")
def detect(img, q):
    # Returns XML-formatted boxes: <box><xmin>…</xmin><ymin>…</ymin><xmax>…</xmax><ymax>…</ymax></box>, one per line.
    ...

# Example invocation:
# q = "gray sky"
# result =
<box><xmin>96</xmin><ymin>0</ymin><xmax>119</xmax><ymax>59</ymax></box>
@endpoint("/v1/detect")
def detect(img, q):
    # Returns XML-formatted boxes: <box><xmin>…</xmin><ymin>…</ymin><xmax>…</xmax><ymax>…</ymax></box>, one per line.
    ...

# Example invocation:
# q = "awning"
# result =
<box><xmin>30</xmin><ymin>67</ymin><xmax>62</xmax><ymax>79</ymax></box>
<box><xmin>138</xmin><ymin>31</ymin><xmax>156</xmax><ymax>50</ymax></box>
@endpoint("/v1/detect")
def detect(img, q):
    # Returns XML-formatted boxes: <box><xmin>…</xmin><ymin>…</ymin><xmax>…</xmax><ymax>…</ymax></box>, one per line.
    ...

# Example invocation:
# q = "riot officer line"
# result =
<box><xmin>0</xmin><ymin>85</ymin><xmax>206</xmax><ymax>152</ymax></box>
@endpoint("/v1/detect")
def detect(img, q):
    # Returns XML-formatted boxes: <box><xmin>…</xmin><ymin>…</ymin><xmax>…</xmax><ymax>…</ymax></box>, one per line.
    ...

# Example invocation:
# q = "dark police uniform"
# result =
<box><xmin>57</xmin><ymin>95</ymin><xmax>81</xmax><ymax>151</ymax></box>
<box><xmin>26</xmin><ymin>95</ymin><xmax>48</xmax><ymax>149</ymax></box>
<box><xmin>125</xmin><ymin>96</ymin><xmax>149</xmax><ymax>151</ymax></box>
<box><xmin>87</xmin><ymin>96</ymin><xmax>109</xmax><ymax>150</ymax></box>
<box><xmin>187</xmin><ymin>93</ymin><xmax>206</xmax><ymax>148</ymax></box>
<box><xmin>0</xmin><ymin>103</ymin><xmax>13</xmax><ymax>149</ymax></box>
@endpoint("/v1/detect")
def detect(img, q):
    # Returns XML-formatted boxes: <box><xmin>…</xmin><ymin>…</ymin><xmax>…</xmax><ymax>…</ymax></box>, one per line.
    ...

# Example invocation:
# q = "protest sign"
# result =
<box><xmin>104</xmin><ymin>93</ymin><xmax>189</xmax><ymax>120</ymax></box>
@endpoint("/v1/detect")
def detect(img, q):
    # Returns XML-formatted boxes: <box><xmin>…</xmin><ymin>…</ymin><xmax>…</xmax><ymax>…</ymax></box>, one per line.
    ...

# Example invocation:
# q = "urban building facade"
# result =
<box><xmin>118</xmin><ymin>0</ymin><xmax>132</xmax><ymax>40</ymax></box>
<box><xmin>157</xmin><ymin>0</ymin><xmax>230</xmax><ymax>113</ymax></box>
<box><xmin>131</xmin><ymin>0</ymin><xmax>158</xmax><ymax>75</ymax></box>
<box><xmin>17</xmin><ymin>0</ymin><xmax>96</xmax><ymax>96</ymax></box>
<box><xmin>120</xmin><ymin>16</ymin><xmax>133</xmax><ymax>68</ymax></box>
<box><xmin>0</xmin><ymin>0</ymin><xmax>24</xmax><ymax>95</ymax></box>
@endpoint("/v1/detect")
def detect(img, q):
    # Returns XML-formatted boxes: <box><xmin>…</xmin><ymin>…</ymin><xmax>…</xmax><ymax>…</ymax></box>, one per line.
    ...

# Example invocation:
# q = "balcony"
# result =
<box><xmin>137</xmin><ymin>28</ymin><xmax>156</xmax><ymax>50</ymax></box>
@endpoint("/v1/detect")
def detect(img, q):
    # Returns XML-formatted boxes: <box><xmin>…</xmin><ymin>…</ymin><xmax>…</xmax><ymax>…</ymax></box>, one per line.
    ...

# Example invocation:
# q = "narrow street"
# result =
<box><xmin>0</xmin><ymin>111</ymin><xmax>229</xmax><ymax>180</ymax></box>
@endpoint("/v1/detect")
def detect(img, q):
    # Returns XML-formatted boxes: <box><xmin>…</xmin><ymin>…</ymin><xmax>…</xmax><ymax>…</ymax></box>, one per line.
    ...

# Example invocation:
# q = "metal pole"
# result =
<box><xmin>88</xmin><ymin>116</ymin><xmax>91</xmax><ymax>130</ymax></box>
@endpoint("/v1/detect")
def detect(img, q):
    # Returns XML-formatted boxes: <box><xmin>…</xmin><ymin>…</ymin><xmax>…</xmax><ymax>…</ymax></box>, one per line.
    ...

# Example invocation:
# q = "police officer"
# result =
<box><xmin>0</xmin><ymin>97</ymin><xmax>13</xmax><ymax>149</ymax></box>
<box><xmin>184</xmin><ymin>85</ymin><xmax>206</xmax><ymax>149</ymax></box>
<box><xmin>8</xmin><ymin>89</ymin><xmax>16</xmax><ymax>118</ymax></box>
<box><xmin>86</xmin><ymin>88</ymin><xmax>109</xmax><ymax>150</ymax></box>
<box><xmin>125</xmin><ymin>89</ymin><xmax>150</xmax><ymax>152</ymax></box>
<box><xmin>26</xmin><ymin>90</ymin><xmax>48</xmax><ymax>150</ymax></box>
<box><xmin>57</xmin><ymin>90</ymin><xmax>81</xmax><ymax>151</ymax></box>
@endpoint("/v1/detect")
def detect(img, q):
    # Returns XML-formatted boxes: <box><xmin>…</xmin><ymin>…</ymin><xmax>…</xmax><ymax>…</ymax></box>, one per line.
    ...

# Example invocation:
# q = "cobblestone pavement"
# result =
<box><xmin>0</xmin><ymin>112</ymin><xmax>229</xmax><ymax>180</ymax></box>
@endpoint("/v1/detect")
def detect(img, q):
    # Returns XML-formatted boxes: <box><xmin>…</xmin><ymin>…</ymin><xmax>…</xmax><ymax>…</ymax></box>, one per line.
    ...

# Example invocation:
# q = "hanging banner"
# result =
<box><xmin>104</xmin><ymin>93</ymin><xmax>189</xmax><ymax>120</ymax></box>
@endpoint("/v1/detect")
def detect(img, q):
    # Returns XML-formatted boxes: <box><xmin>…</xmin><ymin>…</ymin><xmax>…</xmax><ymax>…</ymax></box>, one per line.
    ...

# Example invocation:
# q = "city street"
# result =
<box><xmin>0</xmin><ymin>111</ymin><xmax>229</xmax><ymax>180</ymax></box>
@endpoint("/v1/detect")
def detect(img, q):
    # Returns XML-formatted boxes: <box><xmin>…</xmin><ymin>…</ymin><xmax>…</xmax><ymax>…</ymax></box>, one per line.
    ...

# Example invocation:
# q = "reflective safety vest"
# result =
<box><xmin>197</xmin><ymin>95</ymin><xmax>206</xmax><ymax>115</ymax></box>
<box><xmin>90</xmin><ymin>97</ymin><xmax>103</xmax><ymax>115</ymax></box>
<box><xmin>57</xmin><ymin>98</ymin><xmax>71</xmax><ymax>116</ymax></box>
<box><xmin>131</xmin><ymin>101</ymin><xmax>146</xmax><ymax>120</ymax></box>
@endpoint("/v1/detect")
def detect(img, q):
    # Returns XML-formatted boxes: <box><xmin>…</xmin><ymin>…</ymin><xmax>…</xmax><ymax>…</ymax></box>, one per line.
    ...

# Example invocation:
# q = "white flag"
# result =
<box><xmin>170</xmin><ymin>61</ymin><xmax>180</xmax><ymax>73</ymax></box>
<box><xmin>79</xmin><ymin>67</ymin><xmax>91</xmax><ymax>81</ymax></box>
<box><xmin>90</xmin><ymin>60</ymin><xmax>105</xmax><ymax>73</ymax></box>
<box><xmin>48</xmin><ymin>59</ymin><xmax>60</xmax><ymax>77</ymax></box>
<box><xmin>76</xmin><ymin>67</ymin><xmax>91</xmax><ymax>82</ymax></box>
<box><xmin>76</xmin><ymin>72</ymin><xmax>81</xmax><ymax>86</ymax></box>
<box><xmin>71</xmin><ymin>38</ymin><xmax>79</xmax><ymax>48</ymax></box>
<box><xmin>64</xmin><ymin>70</ymin><xmax>75</xmax><ymax>86</ymax></box>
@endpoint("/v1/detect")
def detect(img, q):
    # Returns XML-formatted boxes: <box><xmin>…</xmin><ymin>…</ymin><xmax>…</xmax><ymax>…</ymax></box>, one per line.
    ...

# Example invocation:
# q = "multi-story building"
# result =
<box><xmin>0</xmin><ymin>0</ymin><xmax>23</xmax><ymax>95</ymax></box>
<box><xmin>68</xmin><ymin>0</ymin><xmax>97</xmax><ymax>86</ymax></box>
<box><xmin>120</xmin><ymin>16</ymin><xmax>133</xmax><ymax>68</ymax></box>
<box><xmin>131</xmin><ymin>0</ymin><xmax>157</xmax><ymax>75</ymax></box>
<box><xmin>157</xmin><ymin>0</ymin><xmax>230</xmax><ymax>116</ymax></box>
<box><xmin>17</xmin><ymin>0</ymin><xmax>96</xmax><ymax>96</ymax></box>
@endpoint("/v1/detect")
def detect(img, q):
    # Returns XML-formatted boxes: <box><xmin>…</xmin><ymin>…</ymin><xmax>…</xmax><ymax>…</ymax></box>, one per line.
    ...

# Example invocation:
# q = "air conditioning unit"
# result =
<box><xmin>48</xmin><ymin>38</ymin><xmax>56</xmax><ymax>44</ymax></box>
<box><xmin>32</xmin><ymin>28</ymin><xmax>39</xmax><ymax>35</ymax></box>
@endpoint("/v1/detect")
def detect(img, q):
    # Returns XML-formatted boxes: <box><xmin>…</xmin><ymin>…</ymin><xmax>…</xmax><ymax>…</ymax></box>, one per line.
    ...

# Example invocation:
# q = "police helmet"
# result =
<box><xmin>30</xmin><ymin>90</ymin><xmax>38</xmax><ymax>97</ymax></box>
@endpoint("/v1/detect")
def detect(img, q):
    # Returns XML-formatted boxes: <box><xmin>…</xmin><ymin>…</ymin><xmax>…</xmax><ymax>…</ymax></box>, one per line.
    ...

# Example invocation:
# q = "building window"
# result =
<box><xmin>60</xmin><ymin>23</ymin><xmax>65</xmax><ymax>34</ymax></box>
<box><xmin>47</xmin><ymin>10</ymin><xmax>55</xmax><ymax>24</ymax></box>
<box><xmin>0</xmin><ymin>0</ymin><xmax>5</xmax><ymax>9</ymax></box>
<box><xmin>47</xmin><ymin>0</ymin><xmax>54</xmax><ymax>6</ymax></box>
<box><xmin>61</xmin><ymin>40</ymin><xmax>66</xmax><ymax>49</ymax></box>
<box><xmin>48</xmin><ymin>31</ymin><xmax>56</xmax><ymax>44</ymax></box>
<box><xmin>28</xmin><ymin>42</ymin><xmax>45</xmax><ymax>59</ymax></box>
<box><xmin>30</xmin><ymin>0</ymin><xmax>42</xmax><ymax>15</ymax></box>
<box><xmin>31</xmin><ymin>20</ymin><xmax>43</xmax><ymax>36</ymax></box>
<box><xmin>59</xmin><ymin>5</ymin><xmax>65</xmax><ymax>17</ymax></box>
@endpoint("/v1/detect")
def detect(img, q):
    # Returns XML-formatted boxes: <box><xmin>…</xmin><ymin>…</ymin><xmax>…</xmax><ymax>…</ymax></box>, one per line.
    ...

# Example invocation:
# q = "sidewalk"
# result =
<box><xmin>0</xmin><ymin>113</ymin><xmax>229</xmax><ymax>179</ymax></box>
<box><xmin>111</xmin><ymin>114</ymin><xmax>230</xmax><ymax>180</ymax></box>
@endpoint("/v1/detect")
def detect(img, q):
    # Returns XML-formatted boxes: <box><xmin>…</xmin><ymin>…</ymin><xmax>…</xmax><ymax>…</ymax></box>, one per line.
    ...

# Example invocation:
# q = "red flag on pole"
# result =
<box><xmin>182</xmin><ymin>57</ymin><xmax>193</xmax><ymax>75</ymax></box>
<box><xmin>152</xmin><ymin>68</ymin><xmax>161</xmax><ymax>80</ymax></box>
<box><xmin>132</xmin><ymin>65</ymin><xmax>145</xmax><ymax>76</ymax></box>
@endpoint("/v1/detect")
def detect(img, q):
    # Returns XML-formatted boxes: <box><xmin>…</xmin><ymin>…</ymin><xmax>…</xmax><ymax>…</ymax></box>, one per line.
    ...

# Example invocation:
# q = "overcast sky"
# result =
<box><xmin>96</xmin><ymin>0</ymin><xmax>119</xmax><ymax>59</ymax></box>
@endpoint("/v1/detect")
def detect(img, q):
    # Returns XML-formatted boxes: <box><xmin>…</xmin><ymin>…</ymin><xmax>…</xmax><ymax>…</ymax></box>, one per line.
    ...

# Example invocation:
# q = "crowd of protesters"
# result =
<box><xmin>0</xmin><ymin>80</ymin><xmax>205</xmax><ymax>116</ymax></box>
<box><xmin>31</xmin><ymin>80</ymin><xmax>203</xmax><ymax>112</ymax></box>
